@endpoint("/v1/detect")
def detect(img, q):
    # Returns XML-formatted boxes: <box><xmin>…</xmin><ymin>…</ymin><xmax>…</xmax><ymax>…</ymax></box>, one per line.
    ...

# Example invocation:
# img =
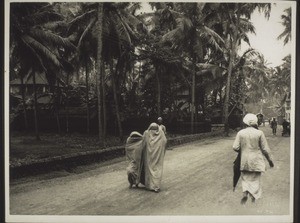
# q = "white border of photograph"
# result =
<box><xmin>4</xmin><ymin>0</ymin><xmax>297</xmax><ymax>222</ymax></box>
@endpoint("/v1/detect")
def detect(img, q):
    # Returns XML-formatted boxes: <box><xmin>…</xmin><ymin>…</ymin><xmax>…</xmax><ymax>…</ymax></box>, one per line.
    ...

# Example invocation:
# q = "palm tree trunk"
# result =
<box><xmin>223</xmin><ymin>55</ymin><xmax>233</xmax><ymax>136</ymax></box>
<box><xmin>20</xmin><ymin>71</ymin><xmax>29</xmax><ymax>130</ymax></box>
<box><xmin>96</xmin><ymin>2</ymin><xmax>104</xmax><ymax>144</ymax></box>
<box><xmin>110</xmin><ymin>59</ymin><xmax>123</xmax><ymax>140</ymax></box>
<box><xmin>191</xmin><ymin>59</ymin><xmax>196</xmax><ymax>133</ymax></box>
<box><xmin>139</xmin><ymin>61</ymin><xmax>142</xmax><ymax>91</ymax></box>
<box><xmin>56</xmin><ymin>76</ymin><xmax>61</xmax><ymax>134</ymax></box>
<box><xmin>155</xmin><ymin>65</ymin><xmax>161</xmax><ymax>117</ymax></box>
<box><xmin>65</xmin><ymin>72</ymin><xmax>70</xmax><ymax>133</ymax></box>
<box><xmin>85</xmin><ymin>60</ymin><xmax>90</xmax><ymax>134</ymax></box>
<box><xmin>32</xmin><ymin>70</ymin><xmax>41</xmax><ymax>141</ymax></box>
<box><xmin>224</xmin><ymin>7</ymin><xmax>243</xmax><ymax>136</ymax></box>
<box><xmin>223</xmin><ymin>38</ymin><xmax>238</xmax><ymax>136</ymax></box>
<box><xmin>101</xmin><ymin>61</ymin><xmax>106</xmax><ymax>139</ymax></box>
<box><xmin>224</xmin><ymin>9</ymin><xmax>243</xmax><ymax>136</ymax></box>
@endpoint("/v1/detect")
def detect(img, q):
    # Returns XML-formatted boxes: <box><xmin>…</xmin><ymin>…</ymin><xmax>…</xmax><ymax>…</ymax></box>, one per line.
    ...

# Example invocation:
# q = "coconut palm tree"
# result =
<box><xmin>242</xmin><ymin>53</ymin><xmax>272</xmax><ymax>115</ymax></box>
<box><xmin>69</xmin><ymin>2</ymin><xmax>143</xmax><ymax>141</ymax></box>
<box><xmin>267</xmin><ymin>54</ymin><xmax>291</xmax><ymax>116</ymax></box>
<box><xmin>277</xmin><ymin>7</ymin><xmax>291</xmax><ymax>45</ymax></box>
<box><xmin>10</xmin><ymin>2</ymin><xmax>76</xmax><ymax>140</ymax></box>
<box><xmin>213</xmin><ymin>3</ymin><xmax>271</xmax><ymax>135</ymax></box>
<box><xmin>96</xmin><ymin>3</ymin><xmax>104</xmax><ymax>143</ymax></box>
<box><xmin>142</xmin><ymin>3</ymin><xmax>224</xmax><ymax>133</ymax></box>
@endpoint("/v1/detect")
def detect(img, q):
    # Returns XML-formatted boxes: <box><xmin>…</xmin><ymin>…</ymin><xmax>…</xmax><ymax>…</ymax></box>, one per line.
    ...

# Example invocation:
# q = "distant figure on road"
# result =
<box><xmin>282</xmin><ymin>119</ymin><xmax>290</xmax><ymax>136</ymax></box>
<box><xmin>233</xmin><ymin>113</ymin><xmax>274</xmax><ymax>204</ymax></box>
<box><xmin>157</xmin><ymin>117</ymin><xmax>166</xmax><ymax>134</ymax></box>
<box><xmin>138</xmin><ymin>123</ymin><xmax>167</xmax><ymax>193</ymax></box>
<box><xmin>256</xmin><ymin>113</ymin><xmax>264</xmax><ymax>126</ymax></box>
<box><xmin>125</xmin><ymin>131</ymin><xmax>143</xmax><ymax>188</ymax></box>
<box><xmin>270</xmin><ymin>117</ymin><xmax>277</xmax><ymax>135</ymax></box>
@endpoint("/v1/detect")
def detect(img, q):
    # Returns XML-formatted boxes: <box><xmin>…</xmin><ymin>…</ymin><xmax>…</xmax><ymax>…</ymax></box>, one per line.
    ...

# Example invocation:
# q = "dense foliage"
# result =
<box><xmin>9</xmin><ymin>2</ymin><xmax>291</xmax><ymax>142</ymax></box>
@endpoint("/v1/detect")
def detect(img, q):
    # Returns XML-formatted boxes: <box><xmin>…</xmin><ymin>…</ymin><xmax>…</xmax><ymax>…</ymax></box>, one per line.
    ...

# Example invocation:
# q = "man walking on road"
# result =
<box><xmin>233</xmin><ymin>113</ymin><xmax>274</xmax><ymax>204</ymax></box>
<box><xmin>270</xmin><ymin>117</ymin><xmax>278</xmax><ymax>135</ymax></box>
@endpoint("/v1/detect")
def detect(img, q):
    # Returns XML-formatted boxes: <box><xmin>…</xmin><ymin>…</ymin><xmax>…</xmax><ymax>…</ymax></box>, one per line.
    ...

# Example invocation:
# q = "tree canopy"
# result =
<box><xmin>9</xmin><ymin>2</ymin><xmax>292</xmax><ymax>141</ymax></box>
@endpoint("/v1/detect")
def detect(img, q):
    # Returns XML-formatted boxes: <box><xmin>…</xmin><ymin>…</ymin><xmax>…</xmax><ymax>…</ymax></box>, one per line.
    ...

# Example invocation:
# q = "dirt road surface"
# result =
<box><xmin>9</xmin><ymin>125</ymin><xmax>292</xmax><ymax>220</ymax></box>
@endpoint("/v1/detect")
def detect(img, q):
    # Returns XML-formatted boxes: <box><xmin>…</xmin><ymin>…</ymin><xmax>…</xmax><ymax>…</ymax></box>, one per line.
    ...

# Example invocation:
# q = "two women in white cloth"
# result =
<box><xmin>125</xmin><ymin>122</ymin><xmax>167</xmax><ymax>193</ymax></box>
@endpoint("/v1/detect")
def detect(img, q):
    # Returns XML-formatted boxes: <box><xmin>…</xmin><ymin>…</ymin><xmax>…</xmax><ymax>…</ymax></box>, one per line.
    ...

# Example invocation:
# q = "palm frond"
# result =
<box><xmin>240</xmin><ymin>33</ymin><xmax>251</xmax><ymax>46</ymax></box>
<box><xmin>282</xmin><ymin>54</ymin><xmax>291</xmax><ymax>63</ymax></box>
<box><xmin>196</xmin><ymin>63</ymin><xmax>225</xmax><ymax>79</ymax></box>
<box><xmin>239</xmin><ymin>48</ymin><xmax>258</xmax><ymax>59</ymax></box>
<box><xmin>22</xmin><ymin>35</ymin><xmax>61</xmax><ymax>68</ymax></box>
<box><xmin>20</xmin><ymin>37</ymin><xmax>48</xmax><ymax>72</ymax></box>
<box><xmin>117</xmin><ymin>17</ymin><xmax>134</xmax><ymax>45</ymax></box>
<box><xmin>256</xmin><ymin>3</ymin><xmax>272</xmax><ymax>19</ymax></box>
<box><xmin>161</xmin><ymin>28</ymin><xmax>181</xmax><ymax>44</ymax></box>
<box><xmin>243</xmin><ymin>64</ymin><xmax>270</xmax><ymax>74</ymax></box>
<box><xmin>238</xmin><ymin>18</ymin><xmax>256</xmax><ymax>34</ymax></box>
<box><xmin>127</xmin><ymin>2</ymin><xmax>142</xmax><ymax>15</ymax></box>
<box><xmin>27</xmin><ymin>11</ymin><xmax>64</xmax><ymax>26</ymax></box>
<box><xmin>161</xmin><ymin>17</ymin><xmax>193</xmax><ymax>45</ymax></box>
<box><xmin>43</xmin><ymin>21</ymin><xmax>68</xmax><ymax>31</ymax></box>
<box><xmin>68</xmin><ymin>9</ymin><xmax>97</xmax><ymax>33</ymax></box>
<box><xmin>30</xmin><ymin>28</ymin><xmax>77</xmax><ymax>51</ymax></box>
<box><xmin>122</xmin><ymin>11</ymin><xmax>143</xmax><ymax>28</ymax></box>
<box><xmin>36</xmin><ymin>3</ymin><xmax>54</xmax><ymax>13</ymax></box>
<box><xmin>77</xmin><ymin>18</ymin><xmax>97</xmax><ymax>49</ymax></box>
<box><xmin>137</xmin><ymin>12</ymin><xmax>156</xmax><ymax>20</ymax></box>
<box><xmin>200</xmin><ymin>27</ymin><xmax>224</xmax><ymax>52</ymax></box>
<box><xmin>196</xmin><ymin>3</ymin><xmax>206</xmax><ymax>13</ymax></box>
<box><xmin>119</xmin><ymin>9</ymin><xmax>148</xmax><ymax>35</ymax></box>
<box><xmin>177</xmin><ymin>18</ymin><xmax>193</xmax><ymax>33</ymax></box>
<box><xmin>160</xmin><ymin>8</ymin><xmax>183</xmax><ymax>20</ymax></box>
<box><xmin>277</xmin><ymin>30</ymin><xmax>291</xmax><ymax>45</ymax></box>
<box><xmin>59</xmin><ymin>58</ymin><xmax>74</xmax><ymax>73</ymax></box>
<box><xmin>112</xmin><ymin>10</ymin><xmax>139</xmax><ymax>46</ymax></box>
<box><xmin>277</xmin><ymin>7</ymin><xmax>291</xmax><ymax>45</ymax></box>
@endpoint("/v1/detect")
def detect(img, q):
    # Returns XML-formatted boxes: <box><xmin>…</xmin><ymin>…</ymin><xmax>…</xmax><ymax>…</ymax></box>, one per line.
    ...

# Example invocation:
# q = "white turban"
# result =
<box><xmin>243</xmin><ymin>113</ymin><xmax>258</xmax><ymax>126</ymax></box>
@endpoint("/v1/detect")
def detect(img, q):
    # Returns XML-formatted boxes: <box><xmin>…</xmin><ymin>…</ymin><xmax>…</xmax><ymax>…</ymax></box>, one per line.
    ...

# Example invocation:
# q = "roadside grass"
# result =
<box><xmin>9</xmin><ymin>131</ymin><xmax>182</xmax><ymax>166</ymax></box>
<box><xmin>10</xmin><ymin>132</ymin><xmax>123</xmax><ymax>166</ymax></box>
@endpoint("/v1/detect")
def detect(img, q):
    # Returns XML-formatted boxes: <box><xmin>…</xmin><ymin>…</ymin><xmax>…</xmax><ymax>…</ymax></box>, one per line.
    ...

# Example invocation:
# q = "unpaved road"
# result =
<box><xmin>9</xmin><ymin>125</ymin><xmax>291</xmax><ymax>218</ymax></box>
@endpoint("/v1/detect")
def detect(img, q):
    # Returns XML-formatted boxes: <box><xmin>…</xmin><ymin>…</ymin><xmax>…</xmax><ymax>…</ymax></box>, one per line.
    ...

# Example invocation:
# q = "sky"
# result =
<box><xmin>139</xmin><ymin>2</ymin><xmax>292</xmax><ymax>68</ymax></box>
<box><xmin>240</xmin><ymin>2</ymin><xmax>292</xmax><ymax>68</ymax></box>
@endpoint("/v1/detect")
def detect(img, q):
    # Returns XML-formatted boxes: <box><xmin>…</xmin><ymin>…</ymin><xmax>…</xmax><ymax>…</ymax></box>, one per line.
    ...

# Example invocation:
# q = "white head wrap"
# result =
<box><xmin>243</xmin><ymin>113</ymin><xmax>258</xmax><ymax>126</ymax></box>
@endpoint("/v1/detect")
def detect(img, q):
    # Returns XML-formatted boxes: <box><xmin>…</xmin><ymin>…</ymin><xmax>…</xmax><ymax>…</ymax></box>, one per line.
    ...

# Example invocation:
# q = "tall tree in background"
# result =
<box><xmin>75</xmin><ymin>28</ymin><xmax>96</xmax><ymax>134</ymax></box>
<box><xmin>243</xmin><ymin>53</ymin><xmax>271</xmax><ymax>114</ymax></box>
<box><xmin>219</xmin><ymin>3</ymin><xmax>271</xmax><ymax>136</ymax></box>
<box><xmin>69</xmin><ymin>2</ymin><xmax>143</xmax><ymax>141</ymax></box>
<box><xmin>96</xmin><ymin>3</ymin><xmax>104</xmax><ymax>144</ymax></box>
<box><xmin>150</xmin><ymin>3</ymin><xmax>224</xmax><ymax>133</ymax></box>
<box><xmin>67</xmin><ymin>2</ymin><xmax>104</xmax><ymax>141</ymax></box>
<box><xmin>274</xmin><ymin>7</ymin><xmax>291</xmax><ymax>118</ymax></box>
<box><xmin>277</xmin><ymin>7</ymin><xmax>291</xmax><ymax>45</ymax></box>
<box><xmin>268</xmin><ymin>55</ymin><xmax>291</xmax><ymax>114</ymax></box>
<box><xmin>11</xmin><ymin>2</ymin><xmax>289</xmax><ymax>136</ymax></box>
<box><xmin>10</xmin><ymin>3</ymin><xmax>75</xmax><ymax>140</ymax></box>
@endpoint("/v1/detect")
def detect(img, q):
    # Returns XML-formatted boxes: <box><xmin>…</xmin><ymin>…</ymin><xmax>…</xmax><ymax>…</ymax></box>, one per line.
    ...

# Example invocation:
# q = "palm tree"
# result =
<box><xmin>267</xmin><ymin>54</ymin><xmax>291</xmax><ymax>116</ymax></box>
<box><xmin>277</xmin><ymin>7</ymin><xmax>291</xmax><ymax>45</ymax></box>
<box><xmin>10</xmin><ymin>3</ymin><xmax>76</xmax><ymax>140</ymax></box>
<box><xmin>242</xmin><ymin>53</ymin><xmax>272</xmax><ymax>114</ymax></box>
<box><xmin>69</xmin><ymin>2</ymin><xmax>143</xmax><ymax>141</ymax></box>
<box><xmin>144</xmin><ymin>3</ymin><xmax>224</xmax><ymax>133</ymax></box>
<box><xmin>96</xmin><ymin>3</ymin><xmax>104</xmax><ymax>144</ymax></box>
<box><xmin>72</xmin><ymin>30</ymin><xmax>95</xmax><ymax>134</ymax></box>
<box><xmin>215</xmin><ymin>3</ymin><xmax>271</xmax><ymax>135</ymax></box>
